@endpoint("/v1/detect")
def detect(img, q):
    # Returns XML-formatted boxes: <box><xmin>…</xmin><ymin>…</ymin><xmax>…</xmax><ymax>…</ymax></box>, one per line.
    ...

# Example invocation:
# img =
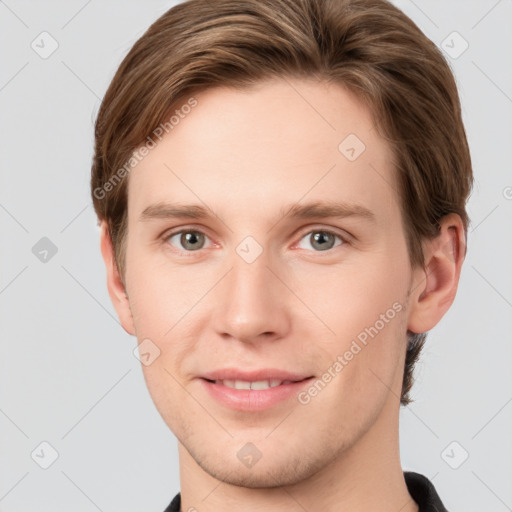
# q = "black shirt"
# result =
<box><xmin>163</xmin><ymin>471</ymin><xmax>448</xmax><ymax>511</ymax></box>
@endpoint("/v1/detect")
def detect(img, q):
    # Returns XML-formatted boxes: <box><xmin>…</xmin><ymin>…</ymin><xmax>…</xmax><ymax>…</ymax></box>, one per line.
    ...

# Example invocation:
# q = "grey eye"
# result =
<box><xmin>168</xmin><ymin>231</ymin><xmax>207</xmax><ymax>251</ymax></box>
<box><xmin>297</xmin><ymin>230</ymin><xmax>343</xmax><ymax>251</ymax></box>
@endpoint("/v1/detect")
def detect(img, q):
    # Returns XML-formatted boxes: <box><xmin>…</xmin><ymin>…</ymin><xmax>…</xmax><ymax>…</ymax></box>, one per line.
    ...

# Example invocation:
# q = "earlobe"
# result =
<box><xmin>407</xmin><ymin>213</ymin><xmax>466</xmax><ymax>334</ymax></box>
<box><xmin>99</xmin><ymin>221</ymin><xmax>136</xmax><ymax>336</ymax></box>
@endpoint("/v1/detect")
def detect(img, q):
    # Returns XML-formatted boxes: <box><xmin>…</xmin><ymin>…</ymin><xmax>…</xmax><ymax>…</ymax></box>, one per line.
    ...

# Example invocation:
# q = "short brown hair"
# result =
<box><xmin>91</xmin><ymin>0</ymin><xmax>473</xmax><ymax>405</ymax></box>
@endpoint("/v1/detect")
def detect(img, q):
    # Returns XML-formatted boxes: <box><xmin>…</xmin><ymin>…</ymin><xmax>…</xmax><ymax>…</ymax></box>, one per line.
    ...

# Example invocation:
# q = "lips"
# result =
<box><xmin>199</xmin><ymin>372</ymin><xmax>315</xmax><ymax>411</ymax></box>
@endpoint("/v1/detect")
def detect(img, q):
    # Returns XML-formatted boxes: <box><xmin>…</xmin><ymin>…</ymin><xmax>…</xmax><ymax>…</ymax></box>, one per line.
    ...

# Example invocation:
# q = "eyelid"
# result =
<box><xmin>161</xmin><ymin>224</ymin><xmax>212</xmax><ymax>239</ymax></box>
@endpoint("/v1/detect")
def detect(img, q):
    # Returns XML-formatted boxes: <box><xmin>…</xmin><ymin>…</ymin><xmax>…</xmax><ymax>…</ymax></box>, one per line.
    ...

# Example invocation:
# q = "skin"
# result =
<box><xmin>100</xmin><ymin>77</ymin><xmax>465</xmax><ymax>512</ymax></box>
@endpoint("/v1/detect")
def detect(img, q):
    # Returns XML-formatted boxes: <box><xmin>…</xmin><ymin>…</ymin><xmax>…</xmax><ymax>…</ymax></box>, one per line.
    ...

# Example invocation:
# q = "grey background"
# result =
<box><xmin>0</xmin><ymin>1</ymin><xmax>511</xmax><ymax>511</ymax></box>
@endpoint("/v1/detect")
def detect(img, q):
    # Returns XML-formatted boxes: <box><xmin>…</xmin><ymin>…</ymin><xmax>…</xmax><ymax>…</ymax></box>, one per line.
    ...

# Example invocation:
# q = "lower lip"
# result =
<box><xmin>199</xmin><ymin>378</ymin><xmax>314</xmax><ymax>412</ymax></box>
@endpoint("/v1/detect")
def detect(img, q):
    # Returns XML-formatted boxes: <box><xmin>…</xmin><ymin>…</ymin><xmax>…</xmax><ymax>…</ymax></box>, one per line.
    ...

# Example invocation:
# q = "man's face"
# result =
<box><xmin>118</xmin><ymin>78</ymin><xmax>418</xmax><ymax>487</ymax></box>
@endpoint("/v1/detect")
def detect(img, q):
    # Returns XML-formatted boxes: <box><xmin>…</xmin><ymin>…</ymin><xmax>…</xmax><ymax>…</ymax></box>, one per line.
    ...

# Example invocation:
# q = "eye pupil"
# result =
<box><xmin>181</xmin><ymin>231</ymin><xmax>203</xmax><ymax>250</ymax></box>
<box><xmin>311</xmin><ymin>231</ymin><xmax>335</xmax><ymax>251</ymax></box>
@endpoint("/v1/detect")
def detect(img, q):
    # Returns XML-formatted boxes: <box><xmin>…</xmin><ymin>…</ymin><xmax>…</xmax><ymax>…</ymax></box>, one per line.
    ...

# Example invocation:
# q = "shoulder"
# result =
<box><xmin>404</xmin><ymin>471</ymin><xmax>449</xmax><ymax>512</ymax></box>
<box><xmin>163</xmin><ymin>491</ymin><xmax>181</xmax><ymax>512</ymax></box>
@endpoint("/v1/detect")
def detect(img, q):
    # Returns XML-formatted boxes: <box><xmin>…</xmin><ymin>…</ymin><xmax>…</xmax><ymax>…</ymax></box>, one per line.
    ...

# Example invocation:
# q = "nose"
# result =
<box><xmin>211</xmin><ymin>247</ymin><xmax>292</xmax><ymax>345</ymax></box>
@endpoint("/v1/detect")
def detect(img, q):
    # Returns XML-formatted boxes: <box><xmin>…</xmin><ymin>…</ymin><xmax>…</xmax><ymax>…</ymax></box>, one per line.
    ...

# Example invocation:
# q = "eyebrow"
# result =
<box><xmin>139</xmin><ymin>200</ymin><xmax>376</xmax><ymax>224</ymax></box>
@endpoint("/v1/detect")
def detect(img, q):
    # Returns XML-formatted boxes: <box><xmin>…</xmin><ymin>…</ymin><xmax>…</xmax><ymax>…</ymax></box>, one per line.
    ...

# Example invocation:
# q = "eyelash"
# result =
<box><xmin>161</xmin><ymin>226</ymin><xmax>349</xmax><ymax>256</ymax></box>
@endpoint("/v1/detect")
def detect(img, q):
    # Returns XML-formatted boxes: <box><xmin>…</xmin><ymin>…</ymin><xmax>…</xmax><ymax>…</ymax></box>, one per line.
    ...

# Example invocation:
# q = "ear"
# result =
<box><xmin>99</xmin><ymin>220</ymin><xmax>136</xmax><ymax>336</ymax></box>
<box><xmin>407</xmin><ymin>213</ymin><xmax>466</xmax><ymax>334</ymax></box>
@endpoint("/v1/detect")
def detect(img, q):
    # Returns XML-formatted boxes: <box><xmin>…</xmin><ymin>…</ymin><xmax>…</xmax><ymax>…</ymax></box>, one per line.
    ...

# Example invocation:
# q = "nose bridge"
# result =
<box><xmin>231</xmin><ymin>242</ymin><xmax>271</xmax><ymax>299</ymax></box>
<box><xmin>213</xmin><ymin>237</ymin><xmax>290</xmax><ymax>341</ymax></box>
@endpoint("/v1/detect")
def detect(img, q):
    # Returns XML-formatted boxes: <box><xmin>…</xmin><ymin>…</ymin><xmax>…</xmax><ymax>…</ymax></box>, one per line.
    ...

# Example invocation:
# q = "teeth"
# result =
<box><xmin>215</xmin><ymin>379</ymin><xmax>294</xmax><ymax>390</ymax></box>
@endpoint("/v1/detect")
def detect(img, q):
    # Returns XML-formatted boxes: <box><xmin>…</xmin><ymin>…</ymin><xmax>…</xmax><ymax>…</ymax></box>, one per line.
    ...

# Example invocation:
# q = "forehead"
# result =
<box><xmin>127</xmin><ymin>77</ymin><xmax>399</xmax><ymax>225</ymax></box>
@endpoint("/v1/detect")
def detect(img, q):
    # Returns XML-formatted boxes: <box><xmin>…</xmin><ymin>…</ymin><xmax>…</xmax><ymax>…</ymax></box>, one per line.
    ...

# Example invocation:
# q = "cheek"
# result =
<box><xmin>309</xmin><ymin>299</ymin><xmax>407</xmax><ymax>428</ymax></box>
<box><xmin>124</xmin><ymin>244</ymin><xmax>185</xmax><ymax>332</ymax></box>
<box><xmin>303</xmin><ymin>247</ymin><xmax>408</xmax><ymax>335</ymax></box>
<box><xmin>302</xmin><ymin>250</ymin><xmax>410</xmax><ymax>400</ymax></box>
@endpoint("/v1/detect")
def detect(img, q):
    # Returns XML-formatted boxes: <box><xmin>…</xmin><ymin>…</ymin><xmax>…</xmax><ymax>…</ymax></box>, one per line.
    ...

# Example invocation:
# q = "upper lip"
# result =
<box><xmin>200</xmin><ymin>368</ymin><xmax>313</xmax><ymax>382</ymax></box>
